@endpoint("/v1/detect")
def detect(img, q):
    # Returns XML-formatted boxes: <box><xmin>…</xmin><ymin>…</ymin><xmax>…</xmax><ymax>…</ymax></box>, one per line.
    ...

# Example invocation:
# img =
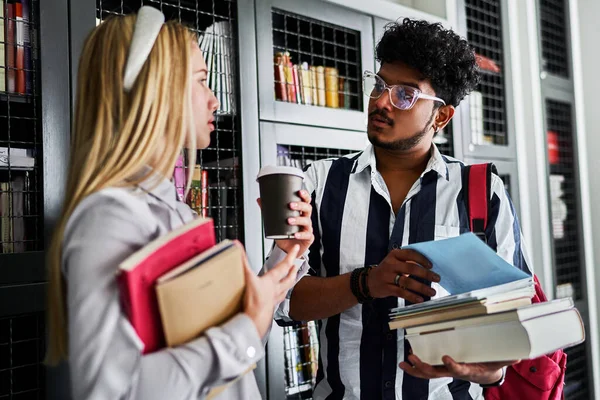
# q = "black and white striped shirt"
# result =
<box><xmin>269</xmin><ymin>144</ymin><xmax>531</xmax><ymax>400</ymax></box>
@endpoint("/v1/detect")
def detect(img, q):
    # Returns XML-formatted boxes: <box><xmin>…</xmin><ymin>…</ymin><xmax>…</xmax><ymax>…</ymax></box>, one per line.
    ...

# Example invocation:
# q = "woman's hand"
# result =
<box><xmin>257</xmin><ymin>190</ymin><xmax>314</xmax><ymax>256</ymax></box>
<box><xmin>399</xmin><ymin>354</ymin><xmax>517</xmax><ymax>385</ymax></box>
<box><xmin>241</xmin><ymin>244</ymin><xmax>300</xmax><ymax>338</ymax></box>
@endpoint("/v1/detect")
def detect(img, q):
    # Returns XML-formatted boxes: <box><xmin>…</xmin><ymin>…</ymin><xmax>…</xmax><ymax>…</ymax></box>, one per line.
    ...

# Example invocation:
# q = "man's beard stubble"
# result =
<box><xmin>367</xmin><ymin>108</ymin><xmax>436</xmax><ymax>151</ymax></box>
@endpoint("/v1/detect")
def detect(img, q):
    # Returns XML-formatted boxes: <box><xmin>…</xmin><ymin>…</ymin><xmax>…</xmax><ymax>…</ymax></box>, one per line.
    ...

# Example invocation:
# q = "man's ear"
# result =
<box><xmin>434</xmin><ymin>105</ymin><xmax>455</xmax><ymax>131</ymax></box>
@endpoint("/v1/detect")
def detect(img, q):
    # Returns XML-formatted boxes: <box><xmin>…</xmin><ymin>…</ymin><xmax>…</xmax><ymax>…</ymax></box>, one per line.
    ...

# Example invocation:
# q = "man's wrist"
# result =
<box><xmin>479</xmin><ymin>367</ymin><xmax>506</xmax><ymax>388</ymax></box>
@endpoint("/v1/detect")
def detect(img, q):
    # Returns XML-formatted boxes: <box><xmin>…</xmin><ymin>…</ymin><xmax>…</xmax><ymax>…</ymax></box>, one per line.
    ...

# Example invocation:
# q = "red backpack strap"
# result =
<box><xmin>464</xmin><ymin>163</ymin><xmax>495</xmax><ymax>242</ymax></box>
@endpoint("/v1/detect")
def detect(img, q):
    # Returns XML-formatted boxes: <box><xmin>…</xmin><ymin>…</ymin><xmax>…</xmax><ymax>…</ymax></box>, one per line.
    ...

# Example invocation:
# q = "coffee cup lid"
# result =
<box><xmin>256</xmin><ymin>165</ymin><xmax>305</xmax><ymax>180</ymax></box>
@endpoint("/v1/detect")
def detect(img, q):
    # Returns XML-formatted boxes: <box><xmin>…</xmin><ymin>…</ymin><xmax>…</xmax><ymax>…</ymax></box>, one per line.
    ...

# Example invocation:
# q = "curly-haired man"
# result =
<box><xmin>265</xmin><ymin>18</ymin><xmax>531</xmax><ymax>400</ymax></box>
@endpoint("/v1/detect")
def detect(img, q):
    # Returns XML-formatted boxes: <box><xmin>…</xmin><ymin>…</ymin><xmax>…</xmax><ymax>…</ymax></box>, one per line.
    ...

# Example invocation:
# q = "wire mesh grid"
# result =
<box><xmin>0</xmin><ymin>0</ymin><xmax>42</xmax><ymax>254</ymax></box>
<box><xmin>465</xmin><ymin>0</ymin><xmax>508</xmax><ymax>146</ymax></box>
<box><xmin>275</xmin><ymin>145</ymin><xmax>355</xmax><ymax>399</ymax></box>
<box><xmin>499</xmin><ymin>173</ymin><xmax>511</xmax><ymax>198</ymax></box>
<box><xmin>434</xmin><ymin>121</ymin><xmax>454</xmax><ymax>157</ymax></box>
<box><xmin>277</xmin><ymin>144</ymin><xmax>356</xmax><ymax>170</ymax></box>
<box><xmin>97</xmin><ymin>0</ymin><xmax>243</xmax><ymax>243</ymax></box>
<box><xmin>540</xmin><ymin>0</ymin><xmax>569</xmax><ymax>78</ymax></box>
<box><xmin>0</xmin><ymin>313</ymin><xmax>46</xmax><ymax>400</ymax></box>
<box><xmin>563</xmin><ymin>341</ymin><xmax>589</xmax><ymax>399</ymax></box>
<box><xmin>271</xmin><ymin>9</ymin><xmax>362</xmax><ymax>111</ymax></box>
<box><xmin>283</xmin><ymin>322</ymin><xmax>318</xmax><ymax>398</ymax></box>
<box><xmin>545</xmin><ymin>99</ymin><xmax>582</xmax><ymax>301</ymax></box>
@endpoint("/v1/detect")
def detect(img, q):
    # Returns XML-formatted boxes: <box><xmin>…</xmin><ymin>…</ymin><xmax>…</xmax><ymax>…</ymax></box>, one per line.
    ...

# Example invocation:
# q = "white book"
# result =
<box><xmin>406</xmin><ymin>299</ymin><xmax>584</xmax><ymax>365</ymax></box>
<box><xmin>0</xmin><ymin>147</ymin><xmax>35</xmax><ymax>169</ymax></box>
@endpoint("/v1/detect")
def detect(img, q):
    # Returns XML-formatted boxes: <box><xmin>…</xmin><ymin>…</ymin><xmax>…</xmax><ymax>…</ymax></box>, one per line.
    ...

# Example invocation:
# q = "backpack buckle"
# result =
<box><xmin>474</xmin><ymin>231</ymin><xmax>487</xmax><ymax>243</ymax></box>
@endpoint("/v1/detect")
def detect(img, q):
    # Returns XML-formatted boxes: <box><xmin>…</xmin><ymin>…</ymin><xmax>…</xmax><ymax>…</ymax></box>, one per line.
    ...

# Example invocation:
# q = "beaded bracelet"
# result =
<box><xmin>350</xmin><ymin>267</ymin><xmax>367</xmax><ymax>303</ymax></box>
<box><xmin>360</xmin><ymin>265</ymin><xmax>374</xmax><ymax>302</ymax></box>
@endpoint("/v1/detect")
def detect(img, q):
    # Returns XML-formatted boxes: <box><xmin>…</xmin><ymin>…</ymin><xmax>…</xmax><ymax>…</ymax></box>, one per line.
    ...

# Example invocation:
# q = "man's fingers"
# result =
<box><xmin>391</xmin><ymin>274</ymin><xmax>437</xmax><ymax>297</ymax></box>
<box><xmin>256</xmin><ymin>198</ymin><xmax>262</xmax><ymax>208</ymax></box>
<box><xmin>392</xmin><ymin>249</ymin><xmax>433</xmax><ymax>269</ymax></box>
<box><xmin>391</xmin><ymin>262</ymin><xmax>440</xmax><ymax>283</ymax></box>
<box><xmin>388</xmin><ymin>285</ymin><xmax>425</xmax><ymax>303</ymax></box>
<box><xmin>293</xmin><ymin>231</ymin><xmax>314</xmax><ymax>240</ymax></box>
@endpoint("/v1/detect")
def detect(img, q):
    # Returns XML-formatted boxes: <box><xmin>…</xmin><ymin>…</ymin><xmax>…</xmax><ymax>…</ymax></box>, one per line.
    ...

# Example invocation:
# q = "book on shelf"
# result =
<box><xmin>200</xmin><ymin>21</ymin><xmax>235</xmax><ymax>115</ymax></box>
<box><xmin>324</xmin><ymin>67</ymin><xmax>338</xmax><ymax>108</ymax></box>
<box><xmin>0</xmin><ymin>146</ymin><xmax>35</xmax><ymax>169</ymax></box>
<box><xmin>273</xmin><ymin>53</ymin><xmax>287</xmax><ymax>102</ymax></box>
<box><xmin>0</xmin><ymin>0</ymin><xmax>5</xmax><ymax>92</ymax></box>
<box><xmin>405</xmin><ymin>298</ymin><xmax>584</xmax><ymax>365</ymax></box>
<box><xmin>0</xmin><ymin>175</ymin><xmax>26</xmax><ymax>253</ymax></box>
<box><xmin>21</xmin><ymin>0</ymin><xmax>31</xmax><ymax>94</ymax></box>
<box><xmin>187</xmin><ymin>165</ymin><xmax>208</xmax><ymax>218</ymax></box>
<box><xmin>14</xmin><ymin>1</ymin><xmax>24</xmax><ymax>94</ymax></box>
<box><xmin>315</xmin><ymin>66</ymin><xmax>326</xmax><ymax>106</ymax></box>
<box><xmin>117</xmin><ymin>217</ymin><xmax>216</xmax><ymax>354</ymax></box>
<box><xmin>6</xmin><ymin>2</ymin><xmax>15</xmax><ymax>93</ymax></box>
<box><xmin>309</xmin><ymin>66</ymin><xmax>318</xmax><ymax>106</ymax></box>
<box><xmin>300</xmin><ymin>62</ymin><xmax>313</xmax><ymax>105</ymax></box>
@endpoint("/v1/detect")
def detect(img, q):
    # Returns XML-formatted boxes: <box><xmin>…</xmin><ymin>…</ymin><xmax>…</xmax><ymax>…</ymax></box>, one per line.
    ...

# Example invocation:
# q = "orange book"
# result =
<box><xmin>325</xmin><ymin>67</ymin><xmax>339</xmax><ymax>108</ymax></box>
<box><xmin>283</xmin><ymin>52</ymin><xmax>296</xmax><ymax>103</ymax></box>
<box><xmin>273</xmin><ymin>53</ymin><xmax>287</xmax><ymax>101</ymax></box>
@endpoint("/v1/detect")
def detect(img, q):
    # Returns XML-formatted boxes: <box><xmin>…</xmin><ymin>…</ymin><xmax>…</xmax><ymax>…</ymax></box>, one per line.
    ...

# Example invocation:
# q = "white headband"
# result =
<box><xmin>123</xmin><ymin>6</ymin><xmax>165</xmax><ymax>91</ymax></box>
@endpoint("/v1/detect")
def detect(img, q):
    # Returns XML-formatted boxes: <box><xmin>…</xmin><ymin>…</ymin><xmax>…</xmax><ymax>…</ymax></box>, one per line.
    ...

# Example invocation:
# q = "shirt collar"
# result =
<box><xmin>133</xmin><ymin>166</ymin><xmax>180</xmax><ymax>210</ymax></box>
<box><xmin>352</xmin><ymin>143</ymin><xmax>449</xmax><ymax>181</ymax></box>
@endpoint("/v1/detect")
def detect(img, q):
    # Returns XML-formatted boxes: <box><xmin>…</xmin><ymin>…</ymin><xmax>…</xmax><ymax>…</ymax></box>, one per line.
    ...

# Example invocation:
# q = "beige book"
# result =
<box><xmin>389</xmin><ymin>296</ymin><xmax>532</xmax><ymax>330</ymax></box>
<box><xmin>315</xmin><ymin>66</ymin><xmax>326</xmax><ymax>106</ymax></box>
<box><xmin>300</xmin><ymin>63</ymin><xmax>312</xmax><ymax>105</ymax></box>
<box><xmin>155</xmin><ymin>240</ymin><xmax>245</xmax><ymax>347</ymax></box>
<box><xmin>309</xmin><ymin>66</ymin><xmax>318</xmax><ymax>106</ymax></box>
<box><xmin>406</xmin><ymin>298</ymin><xmax>583</xmax><ymax>365</ymax></box>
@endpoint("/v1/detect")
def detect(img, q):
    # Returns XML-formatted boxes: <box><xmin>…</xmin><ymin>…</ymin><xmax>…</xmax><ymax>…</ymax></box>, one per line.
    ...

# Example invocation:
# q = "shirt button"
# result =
<box><xmin>392</xmin><ymin>243</ymin><xmax>399</xmax><ymax>249</ymax></box>
<box><xmin>529</xmin><ymin>366</ymin><xmax>537</xmax><ymax>373</ymax></box>
<box><xmin>246</xmin><ymin>346</ymin><xmax>256</xmax><ymax>359</ymax></box>
<box><xmin>385</xmin><ymin>380</ymin><xmax>393</xmax><ymax>388</ymax></box>
<box><xmin>386</xmin><ymin>333</ymin><xmax>394</xmax><ymax>340</ymax></box>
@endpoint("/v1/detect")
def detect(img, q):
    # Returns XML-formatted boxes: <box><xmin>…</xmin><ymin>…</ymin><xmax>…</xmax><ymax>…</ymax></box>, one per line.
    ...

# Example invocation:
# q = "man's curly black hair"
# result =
<box><xmin>376</xmin><ymin>18</ymin><xmax>480</xmax><ymax>107</ymax></box>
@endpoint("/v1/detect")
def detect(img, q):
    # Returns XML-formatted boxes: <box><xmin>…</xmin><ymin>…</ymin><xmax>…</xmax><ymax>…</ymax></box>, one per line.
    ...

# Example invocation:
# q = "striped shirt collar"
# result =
<box><xmin>353</xmin><ymin>143</ymin><xmax>450</xmax><ymax>181</ymax></box>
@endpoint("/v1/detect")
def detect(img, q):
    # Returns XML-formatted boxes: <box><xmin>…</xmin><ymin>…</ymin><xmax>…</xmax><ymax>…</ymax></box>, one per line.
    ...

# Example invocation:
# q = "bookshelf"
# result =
<box><xmin>95</xmin><ymin>0</ymin><xmax>244</xmax><ymax>244</ymax></box>
<box><xmin>259</xmin><ymin>122</ymin><xmax>367</xmax><ymax>399</ymax></box>
<box><xmin>459</xmin><ymin>0</ymin><xmax>518</xmax><ymax>161</ymax></box>
<box><xmin>1</xmin><ymin>0</ymin><xmax>70</xmax><ymax>399</ymax></box>
<box><xmin>255</xmin><ymin>0</ymin><xmax>374</xmax><ymax>131</ymax></box>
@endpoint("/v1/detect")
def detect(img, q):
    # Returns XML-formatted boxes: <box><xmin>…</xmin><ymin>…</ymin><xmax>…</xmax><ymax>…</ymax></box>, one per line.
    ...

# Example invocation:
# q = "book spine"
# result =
<box><xmin>273</xmin><ymin>56</ymin><xmax>287</xmax><ymax>101</ymax></box>
<box><xmin>21</xmin><ymin>0</ymin><xmax>30</xmax><ymax>94</ymax></box>
<box><xmin>301</xmin><ymin>63</ymin><xmax>312</xmax><ymax>105</ymax></box>
<box><xmin>338</xmin><ymin>77</ymin><xmax>345</xmax><ymax>109</ymax></box>
<box><xmin>325</xmin><ymin>67</ymin><xmax>339</xmax><ymax>108</ymax></box>
<box><xmin>292</xmin><ymin>64</ymin><xmax>301</xmax><ymax>104</ymax></box>
<box><xmin>296</xmin><ymin>64</ymin><xmax>304</xmax><ymax>104</ymax></box>
<box><xmin>201</xmin><ymin>169</ymin><xmax>208</xmax><ymax>218</ymax></box>
<box><xmin>283</xmin><ymin>52</ymin><xmax>295</xmax><ymax>103</ymax></box>
<box><xmin>6</xmin><ymin>3</ymin><xmax>14</xmax><ymax>93</ymax></box>
<box><xmin>316</xmin><ymin>66</ymin><xmax>325</xmax><ymax>107</ymax></box>
<box><xmin>14</xmin><ymin>2</ymin><xmax>23</xmax><ymax>94</ymax></box>
<box><xmin>309</xmin><ymin>66</ymin><xmax>318</xmax><ymax>106</ymax></box>
<box><xmin>0</xmin><ymin>1</ymin><xmax>5</xmax><ymax>92</ymax></box>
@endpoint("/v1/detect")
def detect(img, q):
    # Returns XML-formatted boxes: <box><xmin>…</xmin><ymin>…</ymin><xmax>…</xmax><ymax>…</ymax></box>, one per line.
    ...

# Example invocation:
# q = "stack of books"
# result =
<box><xmin>118</xmin><ymin>217</ymin><xmax>252</xmax><ymax>396</ymax></box>
<box><xmin>388</xmin><ymin>233</ymin><xmax>585</xmax><ymax>365</ymax></box>
<box><xmin>1</xmin><ymin>0</ymin><xmax>33</xmax><ymax>94</ymax></box>
<box><xmin>200</xmin><ymin>21</ymin><xmax>235</xmax><ymax>115</ymax></box>
<box><xmin>273</xmin><ymin>52</ymin><xmax>351</xmax><ymax>109</ymax></box>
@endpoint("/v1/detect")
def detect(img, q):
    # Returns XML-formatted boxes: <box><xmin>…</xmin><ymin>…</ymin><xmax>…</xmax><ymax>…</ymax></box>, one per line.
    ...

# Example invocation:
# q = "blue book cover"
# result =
<box><xmin>403</xmin><ymin>232</ymin><xmax>531</xmax><ymax>295</ymax></box>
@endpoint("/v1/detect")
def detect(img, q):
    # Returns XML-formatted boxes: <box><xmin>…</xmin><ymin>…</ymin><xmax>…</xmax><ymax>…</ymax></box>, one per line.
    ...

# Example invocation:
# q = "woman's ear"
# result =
<box><xmin>434</xmin><ymin>105</ymin><xmax>455</xmax><ymax>131</ymax></box>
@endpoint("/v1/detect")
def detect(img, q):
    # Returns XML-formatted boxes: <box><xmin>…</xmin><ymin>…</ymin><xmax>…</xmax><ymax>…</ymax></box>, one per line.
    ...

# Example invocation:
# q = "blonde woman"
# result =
<box><xmin>45</xmin><ymin>7</ymin><xmax>312</xmax><ymax>400</ymax></box>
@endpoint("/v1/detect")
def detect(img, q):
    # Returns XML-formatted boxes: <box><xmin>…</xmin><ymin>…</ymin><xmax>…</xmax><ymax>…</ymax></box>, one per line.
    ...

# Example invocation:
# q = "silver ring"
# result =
<box><xmin>394</xmin><ymin>274</ymin><xmax>401</xmax><ymax>287</ymax></box>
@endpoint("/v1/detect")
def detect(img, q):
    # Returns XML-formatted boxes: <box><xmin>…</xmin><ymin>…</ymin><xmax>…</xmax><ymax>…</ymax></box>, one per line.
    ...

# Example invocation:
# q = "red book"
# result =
<box><xmin>6</xmin><ymin>3</ymin><xmax>15</xmax><ymax>93</ymax></box>
<box><xmin>118</xmin><ymin>217</ymin><xmax>216</xmax><ymax>354</ymax></box>
<box><xmin>14</xmin><ymin>2</ymin><xmax>25</xmax><ymax>94</ymax></box>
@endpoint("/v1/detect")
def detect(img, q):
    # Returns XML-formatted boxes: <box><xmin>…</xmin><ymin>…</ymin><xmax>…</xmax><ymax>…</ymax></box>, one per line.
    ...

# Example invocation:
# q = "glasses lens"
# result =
<box><xmin>391</xmin><ymin>85</ymin><xmax>417</xmax><ymax>110</ymax></box>
<box><xmin>363</xmin><ymin>73</ymin><xmax>384</xmax><ymax>99</ymax></box>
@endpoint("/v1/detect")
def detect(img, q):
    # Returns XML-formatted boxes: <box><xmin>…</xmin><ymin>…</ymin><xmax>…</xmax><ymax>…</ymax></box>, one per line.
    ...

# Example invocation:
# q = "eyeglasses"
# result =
<box><xmin>362</xmin><ymin>71</ymin><xmax>446</xmax><ymax>110</ymax></box>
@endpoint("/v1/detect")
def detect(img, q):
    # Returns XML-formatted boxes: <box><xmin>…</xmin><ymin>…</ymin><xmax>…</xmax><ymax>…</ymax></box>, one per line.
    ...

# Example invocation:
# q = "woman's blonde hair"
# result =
<box><xmin>45</xmin><ymin>13</ymin><xmax>197</xmax><ymax>365</ymax></box>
